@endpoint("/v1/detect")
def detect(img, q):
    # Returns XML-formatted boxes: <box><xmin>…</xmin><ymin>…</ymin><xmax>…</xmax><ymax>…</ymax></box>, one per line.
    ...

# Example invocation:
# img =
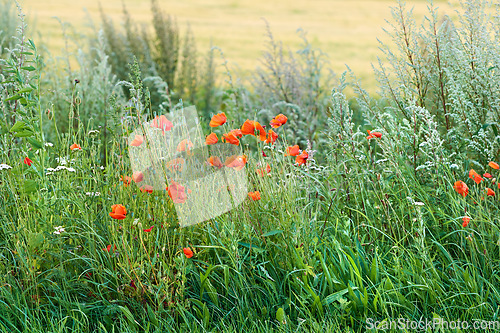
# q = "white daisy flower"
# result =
<box><xmin>53</xmin><ymin>226</ymin><xmax>65</xmax><ymax>235</ymax></box>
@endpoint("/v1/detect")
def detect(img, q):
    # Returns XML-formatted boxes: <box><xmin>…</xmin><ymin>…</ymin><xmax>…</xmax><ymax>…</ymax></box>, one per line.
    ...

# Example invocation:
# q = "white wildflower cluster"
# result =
<box><xmin>46</xmin><ymin>166</ymin><xmax>76</xmax><ymax>175</ymax></box>
<box><xmin>53</xmin><ymin>226</ymin><xmax>65</xmax><ymax>235</ymax></box>
<box><xmin>91</xmin><ymin>165</ymin><xmax>105</xmax><ymax>170</ymax></box>
<box><xmin>0</xmin><ymin>164</ymin><xmax>12</xmax><ymax>170</ymax></box>
<box><xmin>85</xmin><ymin>192</ymin><xmax>101</xmax><ymax>197</ymax></box>
<box><xmin>55</xmin><ymin>156</ymin><xmax>76</xmax><ymax>166</ymax></box>
<box><xmin>45</xmin><ymin>142</ymin><xmax>54</xmax><ymax>147</ymax></box>
<box><xmin>406</xmin><ymin>197</ymin><xmax>424</xmax><ymax>206</ymax></box>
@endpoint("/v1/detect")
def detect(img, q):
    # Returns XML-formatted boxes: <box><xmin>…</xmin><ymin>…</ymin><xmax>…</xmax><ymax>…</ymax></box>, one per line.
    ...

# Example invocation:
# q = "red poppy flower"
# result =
<box><xmin>462</xmin><ymin>216</ymin><xmax>470</xmax><ymax>227</ymax></box>
<box><xmin>469</xmin><ymin>169</ymin><xmax>483</xmax><ymax>184</ymax></box>
<box><xmin>256</xmin><ymin>164</ymin><xmax>271</xmax><ymax>177</ymax></box>
<box><xmin>241</xmin><ymin>119</ymin><xmax>267</xmax><ymax>141</ymax></box>
<box><xmin>296</xmin><ymin>151</ymin><xmax>309</xmax><ymax>165</ymax></box>
<box><xmin>23</xmin><ymin>157</ymin><xmax>33</xmax><ymax>166</ymax></box>
<box><xmin>225</xmin><ymin>155</ymin><xmax>247</xmax><ymax>171</ymax></box>
<box><xmin>262</xmin><ymin>151</ymin><xmax>267</xmax><ymax>157</ymax></box>
<box><xmin>151</xmin><ymin>115</ymin><xmax>173</xmax><ymax>134</ymax></box>
<box><xmin>221</xmin><ymin>132</ymin><xmax>240</xmax><ymax>145</ymax></box>
<box><xmin>130</xmin><ymin>135</ymin><xmax>143</xmax><ymax>147</ymax></box>
<box><xmin>248</xmin><ymin>191</ymin><xmax>261</xmax><ymax>201</ymax></box>
<box><xmin>230</xmin><ymin>129</ymin><xmax>243</xmax><ymax>138</ymax></box>
<box><xmin>270</xmin><ymin>114</ymin><xmax>288</xmax><ymax>128</ymax></box>
<box><xmin>70</xmin><ymin>143</ymin><xmax>82</xmax><ymax>151</ymax></box>
<box><xmin>285</xmin><ymin>145</ymin><xmax>300</xmax><ymax>156</ymax></box>
<box><xmin>453</xmin><ymin>180</ymin><xmax>469</xmax><ymax>197</ymax></box>
<box><xmin>143</xmin><ymin>226</ymin><xmax>154</xmax><ymax>232</ymax></box>
<box><xmin>109</xmin><ymin>204</ymin><xmax>127</xmax><ymax>220</ymax></box>
<box><xmin>486</xmin><ymin>188</ymin><xmax>495</xmax><ymax>196</ymax></box>
<box><xmin>483</xmin><ymin>173</ymin><xmax>492</xmax><ymax>179</ymax></box>
<box><xmin>183</xmin><ymin>247</ymin><xmax>193</xmax><ymax>258</ymax></box>
<box><xmin>103</xmin><ymin>244</ymin><xmax>117</xmax><ymax>252</ymax></box>
<box><xmin>205</xmin><ymin>133</ymin><xmax>218</xmax><ymax>145</ymax></box>
<box><xmin>177</xmin><ymin>139</ymin><xmax>194</xmax><ymax>153</ymax></box>
<box><xmin>208</xmin><ymin>156</ymin><xmax>223</xmax><ymax>169</ymax></box>
<box><xmin>488</xmin><ymin>161</ymin><xmax>499</xmax><ymax>169</ymax></box>
<box><xmin>209</xmin><ymin>113</ymin><xmax>227</xmax><ymax>127</ymax></box>
<box><xmin>265</xmin><ymin>129</ymin><xmax>278</xmax><ymax>144</ymax></box>
<box><xmin>132</xmin><ymin>171</ymin><xmax>144</xmax><ymax>183</ymax></box>
<box><xmin>168</xmin><ymin>180</ymin><xmax>188</xmax><ymax>204</ymax></box>
<box><xmin>140</xmin><ymin>185</ymin><xmax>153</xmax><ymax>193</ymax></box>
<box><xmin>120</xmin><ymin>175</ymin><xmax>132</xmax><ymax>187</ymax></box>
<box><xmin>366</xmin><ymin>130</ymin><xmax>382</xmax><ymax>139</ymax></box>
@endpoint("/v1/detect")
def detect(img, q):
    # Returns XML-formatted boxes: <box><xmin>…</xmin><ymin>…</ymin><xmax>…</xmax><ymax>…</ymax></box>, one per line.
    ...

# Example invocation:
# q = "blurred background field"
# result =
<box><xmin>23</xmin><ymin>0</ymin><xmax>454</xmax><ymax>91</ymax></box>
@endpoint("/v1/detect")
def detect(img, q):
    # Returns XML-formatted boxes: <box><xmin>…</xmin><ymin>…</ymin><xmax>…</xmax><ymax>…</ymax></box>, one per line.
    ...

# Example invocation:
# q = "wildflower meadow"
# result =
<box><xmin>1</xmin><ymin>0</ymin><xmax>500</xmax><ymax>332</ymax></box>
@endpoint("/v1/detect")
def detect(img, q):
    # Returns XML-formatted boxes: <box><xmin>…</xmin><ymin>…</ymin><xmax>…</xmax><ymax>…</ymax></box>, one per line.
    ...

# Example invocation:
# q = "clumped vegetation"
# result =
<box><xmin>1</xmin><ymin>0</ymin><xmax>500</xmax><ymax>332</ymax></box>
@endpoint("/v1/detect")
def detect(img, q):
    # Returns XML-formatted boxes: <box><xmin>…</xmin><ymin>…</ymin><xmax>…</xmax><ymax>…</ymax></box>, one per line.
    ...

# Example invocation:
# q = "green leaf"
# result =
<box><xmin>238</xmin><ymin>241</ymin><xmax>265</xmax><ymax>253</ymax></box>
<box><xmin>18</xmin><ymin>87</ymin><xmax>33</xmax><ymax>94</ymax></box>
<box><xmin>262</xmin><ymin>229</ymin><xmax>283</xmax><ymax>237</ymax></box>
<box><xmin>10</xmin><ymin>121</ymin><xmax>25</xmax><ymax>133</ymax></box>
<box><xmin>118</xmin><ymin>306</ymin><xmax>139</xmax><ymax>330</ymax></box>
<box><xmin>28</xmin><ymin>232</ymin><xmax>44</xmax><ymax>249</ymax></box>
<box><xmin>27</xmin><ymin>137</ymin><xmax>43</xmax><ymax>149</ymax></box>
<box><xmin>276</xmin><ymin>308</ymin><xmax>286</xmax><ymax>324</ymax></box>
<box><xmin>0</xmin><ymin>119</ymin><xmax>9</xmax><ymax>134</ymax></box>
<box><xmin>14</xmin><ymin>129</ymin><xmax>34</xmax><ymax>137</ymax></box>
<box><xmin>324</xmin><ymin>288</ymin><xmax>352</xmax><ymax>306</ymax></box>
<box><xmin>21</xmin><ymin>66</ymin><xmax>36</xmax><ymax>71</ymax></box>
<box><xmin>312</xmin><ymin>295</ymin><xmax>324</xmax><ymax>316</ymax></box>
<box><xmin>5</xmin><ymin>95</ymin><xmax>21</xmax><ymax>102</ymax></box>
<box><xmin>23</xmin><ymin>180</ymin><xmax>38</xmax><ymax>194</ymax></box>
<box><xmin>147</xmin><ymin>305</ymin><xmax>159</xmax><ymax>327</ymax></box>
<box><xmin>369</xmin><ymin>256</ymin><xmax>378</xmax><ymax>283</ymax></box>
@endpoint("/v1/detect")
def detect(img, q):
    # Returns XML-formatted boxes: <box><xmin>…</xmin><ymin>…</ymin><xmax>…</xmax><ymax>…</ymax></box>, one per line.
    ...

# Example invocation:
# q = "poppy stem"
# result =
<box><xmin>320</xmin><ymin>192</ymin><xmax>335</xmax><ymax>239</ymax></box>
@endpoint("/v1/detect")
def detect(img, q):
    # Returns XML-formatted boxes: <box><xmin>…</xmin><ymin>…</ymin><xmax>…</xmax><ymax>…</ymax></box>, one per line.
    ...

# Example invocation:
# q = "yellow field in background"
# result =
<box><xmin>21</xmin><ymin>0</ymin><xmax>456</xmax><ymax>91</ymax></box>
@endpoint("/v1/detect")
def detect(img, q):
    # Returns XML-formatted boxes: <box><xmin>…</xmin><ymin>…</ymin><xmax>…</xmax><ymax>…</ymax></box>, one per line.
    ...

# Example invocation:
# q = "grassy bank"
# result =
<box><xmin>1</xmin><ymin>0</ymin><xmax>500</xmax><ymax>332</ymax></box>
